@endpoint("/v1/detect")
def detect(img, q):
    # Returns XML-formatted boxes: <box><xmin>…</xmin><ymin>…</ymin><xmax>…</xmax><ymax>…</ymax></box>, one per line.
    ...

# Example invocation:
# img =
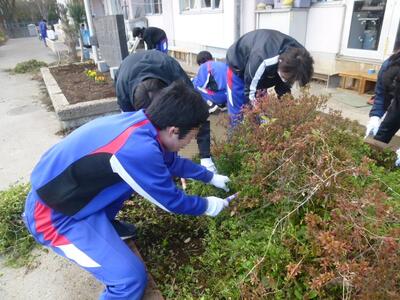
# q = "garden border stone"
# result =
<box><xmin>41</xmin><ymin>66</ymin><xmax>120</xmax><ymax>129</ymax></box>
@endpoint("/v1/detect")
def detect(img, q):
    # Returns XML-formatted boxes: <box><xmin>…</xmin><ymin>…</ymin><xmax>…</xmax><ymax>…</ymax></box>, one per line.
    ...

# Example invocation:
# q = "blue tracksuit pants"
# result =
<box><xmin>23</xmin><ymin>191</ymin><xmax>147</xmax><ymax>300</ymax></box>
<box><xmin>226</xmin><ymin>67</ymin><xmax>246</xmax><ymax>127</ymax></box>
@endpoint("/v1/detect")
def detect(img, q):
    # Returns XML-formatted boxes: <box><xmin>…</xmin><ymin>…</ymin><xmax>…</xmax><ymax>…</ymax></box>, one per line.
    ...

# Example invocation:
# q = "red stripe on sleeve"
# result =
<box><xmin>92</xmin><ymin>119</ymin><xmax>149</xmax><ymax>154</ymax></box>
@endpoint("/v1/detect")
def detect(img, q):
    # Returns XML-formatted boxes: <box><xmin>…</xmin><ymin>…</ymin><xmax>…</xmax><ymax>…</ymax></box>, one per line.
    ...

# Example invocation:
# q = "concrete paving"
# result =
<box><xmin>0</xmin><ymin>37</ymin><xmax>103</xmax><ymax>300</ymax></box>
<box><xmin>0</xmin><ymin>37</ymin><xmax>61</xmax><ymax>190</ymax></box>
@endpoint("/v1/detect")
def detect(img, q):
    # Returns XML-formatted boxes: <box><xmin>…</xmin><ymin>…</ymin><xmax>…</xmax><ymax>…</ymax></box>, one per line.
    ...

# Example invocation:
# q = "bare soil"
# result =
<box><xmin>49</xmin><ymin>63</ymin><xmax>115</xmax><ymax>104</ymax></box>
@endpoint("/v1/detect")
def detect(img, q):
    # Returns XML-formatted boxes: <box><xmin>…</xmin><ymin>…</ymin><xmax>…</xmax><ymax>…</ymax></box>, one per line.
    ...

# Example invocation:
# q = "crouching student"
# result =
<box><xmin>115</xmin><ymin>49</ymin><xmax>218</xmax><ymax>173</ymax></box>
<box><xmin>23</xmin><ymin>81</ymin><xmax>231</xmax><ymax>300</ymax></box>
<box><xmin>226</xmin><ymin>29</ymin><xmax>314</xmax><ymax>126</ymax></box>
<box><xmin>192</xmin><ymin>51</ymin><xmax>228</xmax><ymax>113</ymax></box>
<box><xmin>132</xmin><ymin>26</ymin><xmax>168</xmax><ymax>53</ymax></box>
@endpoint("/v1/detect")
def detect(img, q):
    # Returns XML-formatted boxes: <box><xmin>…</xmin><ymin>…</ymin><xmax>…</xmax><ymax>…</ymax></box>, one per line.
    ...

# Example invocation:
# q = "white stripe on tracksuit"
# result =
<box><xmin>110</xmin><ymin>155</ymin><xmax>172</xmax><ymax>213</ymax></box>
<box><xmin>248</xmin><ymin>55</ymin><xmax>279</xmax><ymax>101</ymax></box>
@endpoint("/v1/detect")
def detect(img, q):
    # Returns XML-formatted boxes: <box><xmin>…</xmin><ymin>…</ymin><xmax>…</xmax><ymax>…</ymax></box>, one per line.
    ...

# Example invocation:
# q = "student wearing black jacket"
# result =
<box><xmin>132</xmin><ymin>27</ymin><xmax>168</xmax><ymax>53</ymax></box>
<box><xmin>226</xmin><ymin>29</ymin><xmax>314</xmax><ymax>125</ymax></box>
<box><xmin>115</xmin><ymin>50</ymin><xmax>218</xmax><ymax>173</ymax></box>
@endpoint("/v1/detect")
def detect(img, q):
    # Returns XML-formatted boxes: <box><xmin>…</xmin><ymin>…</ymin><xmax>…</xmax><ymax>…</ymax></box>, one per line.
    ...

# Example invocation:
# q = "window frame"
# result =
<box><xmin>145</xmin><ymin>0</ymin><xmax>163</xmax><ymax>15</ymax></box>
<box><xmin>180</xmin><ymin>0</ymin><xmax>223</xmax><ymax>13</ymax></box>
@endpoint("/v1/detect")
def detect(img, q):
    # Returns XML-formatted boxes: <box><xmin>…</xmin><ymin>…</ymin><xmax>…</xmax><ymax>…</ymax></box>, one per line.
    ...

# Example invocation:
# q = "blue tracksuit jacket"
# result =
<box><xmin>29</xmin><ymin>110</ymin><xmax>212</xmax><ymax>219</ymax></box>
<box><xmin>192</xmin><ymin>61</ymin><xmax>228</xmax><ymax>105</ymax></box>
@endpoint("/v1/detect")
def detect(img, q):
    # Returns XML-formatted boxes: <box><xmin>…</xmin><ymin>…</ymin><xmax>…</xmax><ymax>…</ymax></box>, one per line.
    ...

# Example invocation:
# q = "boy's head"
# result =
<box><xmin>278</xmin><ymin>47</ymin><xmax>314</xmax><ymax>86</ymax></box>
<box><xmin>133</xmin><ymin>78</ymin><xmax>167</xmax><ymax>110</ymax></box>
<box><xmin>132</xmin><ymin>27</ymin><xmax>145</xmax><ymax>38</ymax></box>
<box><xmin>146</xmin><ymin>80</ymin><xmax>209</xmax><ymax>152</ymax></box>
<box><xmin>196</xmin><ymin>51</ymin><xmax>213</xmax><ymax>65</ymax></box>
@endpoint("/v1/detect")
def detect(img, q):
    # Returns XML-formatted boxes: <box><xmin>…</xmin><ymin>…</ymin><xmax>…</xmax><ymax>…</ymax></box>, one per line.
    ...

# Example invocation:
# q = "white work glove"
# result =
<box><xmin>365</xmin><ymin>116</ymin><xmax>381</xmax><ymax>138</ymax></box>
<box><xmin>204</xmin><ymin>196</ymin><xmax>229</xmax><ymax>217</ymax></box>
<box><xmin>209</xmin><ymin>174</ymin><xmax>230</xmax><ymax>192</ymax></box>
<box><xmin>201</xmin><ymin>157</ymin><xmax>217</xmax><ymax>173</ymax></box>
<box><xmin>395</xmin><ymin>148</ymin><xmax>400</xmax><ymax>167</ymax></box>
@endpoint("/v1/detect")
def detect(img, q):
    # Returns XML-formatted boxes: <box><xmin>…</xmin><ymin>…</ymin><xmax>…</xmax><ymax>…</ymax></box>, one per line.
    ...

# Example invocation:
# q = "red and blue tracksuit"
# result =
<box><xmin>23</xmin><ymin>110</ymin><xmax>213</xmax><ymax>299</ymax></box>
<box><xmin>192</xmin><ymin>61</ymin><xmax>228</xmax><ymax>106</ymax></box>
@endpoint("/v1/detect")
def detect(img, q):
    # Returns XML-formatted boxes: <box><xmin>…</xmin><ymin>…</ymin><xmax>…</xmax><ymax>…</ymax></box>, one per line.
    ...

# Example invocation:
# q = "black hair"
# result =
<box><xmin>42</xmin><ymin>19</ymin><xmax>47</xmax><ymax>22</ymax></box>
<box><xmin>133</xmin><ymin>78</ymin><xmax>167</xmax><ymax>110</ymax></box>
<box><xmin>196</xmin><ymin>51</ymin><xmax>213</xmax><ymax>65</ymax></box>
<box><xmin>278</xmin><ymin>47</ymin><xmax>314</xmax><ymax>86</ymax></box>
<box><xmin>146</xmin><ymin>80</ymin><xmax>209</xmax><ymax>139</ymax></box>
<box><xmin>132</xmin><ymin>27</ymin><xmax>145</xmax><ymax>38</ymax></box>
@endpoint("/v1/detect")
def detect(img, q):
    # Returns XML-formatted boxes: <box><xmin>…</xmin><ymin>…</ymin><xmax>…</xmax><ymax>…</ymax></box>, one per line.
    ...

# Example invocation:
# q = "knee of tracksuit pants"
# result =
<box><xmin>101</xmin><ymin>259</ymin><xmax>148</xmax><ymax>299</ymax></box>
<box><xmin>196</xmin><ymin>120</ymin><xmax>211</xmax><ymax>158</ymax></box>
<box><xmin>200</xmin><ymin>90</ymin><xmax>227</xmax><ymax>106</ymax></box>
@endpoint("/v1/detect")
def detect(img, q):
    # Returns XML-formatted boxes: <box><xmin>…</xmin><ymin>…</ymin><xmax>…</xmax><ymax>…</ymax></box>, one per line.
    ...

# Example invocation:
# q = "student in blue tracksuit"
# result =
<box><xmin>226</xmin><ymin>29</ymin><xmax>314</xmax><ymax>126</ymax></box>
<box><xmin>23</xmin><ymin>81</ymin><xmax>231</xmax><ymax>300</ymax></box>
<box><xmin>192</xmin><ymin>51</ymin><xmax>228</xmax><ymax>113</ymax></box>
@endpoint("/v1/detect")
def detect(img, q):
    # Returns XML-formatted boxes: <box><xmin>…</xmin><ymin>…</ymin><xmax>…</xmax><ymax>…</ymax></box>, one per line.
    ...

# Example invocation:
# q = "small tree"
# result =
<box><xmin>66</xmin><ymin>0</ymin><xmax>85</xmax><ymax>62</ymax></box>
<box><xmin>58</xmin><ymin>3</ymin><xmax>77</xmax><ymax>62</ymax></box>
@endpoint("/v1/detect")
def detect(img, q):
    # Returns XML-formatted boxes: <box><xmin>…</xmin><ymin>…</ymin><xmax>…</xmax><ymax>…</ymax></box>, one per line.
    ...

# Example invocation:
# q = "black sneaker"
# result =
<box><xmin>111</xmin><ymin>220</ymin><xmax>137</xmax><ymax>240</ymax></box>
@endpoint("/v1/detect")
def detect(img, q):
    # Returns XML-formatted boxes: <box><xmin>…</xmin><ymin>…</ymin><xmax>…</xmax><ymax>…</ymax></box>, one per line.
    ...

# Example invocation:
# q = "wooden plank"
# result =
<box><xmin>126</xmin><ymin>240</ymin><xmax>164</xmax><ymax>300</ymax></box>
<box><xmin>364</xmin><ymin>136</ymin><xmax>398</xmax><ymax>152</ymax></box>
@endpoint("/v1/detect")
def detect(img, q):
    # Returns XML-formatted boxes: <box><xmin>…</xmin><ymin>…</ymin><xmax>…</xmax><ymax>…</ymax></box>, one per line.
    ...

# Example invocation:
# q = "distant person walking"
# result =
<box><xmin>132</xmin><ymin>27</ymin><xmax>168</xmax><ymax>53</ymax></box>
<box><xmin>38</xmin><ymin>19</ymin><xmax>48</xmax><ymax>47</ymax></box>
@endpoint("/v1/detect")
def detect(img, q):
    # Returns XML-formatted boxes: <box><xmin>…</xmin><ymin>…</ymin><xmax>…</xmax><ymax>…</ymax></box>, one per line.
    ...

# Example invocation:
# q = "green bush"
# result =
<box><xmin>12</xmin><ymin>59</ymin><xmax>48</xmax><ymax>74</ymax></box>
<box><xmin>0</xmin><ymin>184</ymin><xmax>36</xmax><ymax>266</ymax></box>
<box><xmin>0</xmin><ymin>30</ymin><xmax>6</xmax><ymax>45</ymax></box>
<box><xmin>120</xmin><ymin>92</ymin><xmax>400</xmax><ymax>299</ymax></box>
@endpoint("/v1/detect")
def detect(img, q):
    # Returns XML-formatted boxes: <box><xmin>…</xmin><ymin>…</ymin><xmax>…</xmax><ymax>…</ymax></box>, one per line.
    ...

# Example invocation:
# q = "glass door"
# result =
<box><xmin>340</xmin><ymin>0</ymin><xmax>398</xmax><ymax>60</ymax></box>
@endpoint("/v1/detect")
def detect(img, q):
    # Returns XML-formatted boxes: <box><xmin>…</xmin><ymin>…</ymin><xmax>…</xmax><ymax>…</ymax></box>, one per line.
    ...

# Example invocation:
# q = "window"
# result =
<box><xmin>181</xmin><ymin>0</ymin><xmax>222</xmax><ymax>12</ymax></box>
<box><xmin>347</xmin><ymin>0</ymin><xmax>387</xmax><ymax>51</ymax></box>
<box><xmin>145</xmin><ymin>0</ymin><xmax>163</xmax><ymax>15</ymax></box>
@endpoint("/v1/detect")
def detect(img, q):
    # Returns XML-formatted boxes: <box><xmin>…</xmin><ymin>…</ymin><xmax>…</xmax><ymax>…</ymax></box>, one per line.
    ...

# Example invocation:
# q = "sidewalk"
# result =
<box><xmin>0</xmin><ymin>37</ymin><xmax>103</xmax><ymax>300</ymax></box>
<box><xmin>0</xmin><ymin>37</ymin><xmax>61</xmax><ymax>190</ymax></box>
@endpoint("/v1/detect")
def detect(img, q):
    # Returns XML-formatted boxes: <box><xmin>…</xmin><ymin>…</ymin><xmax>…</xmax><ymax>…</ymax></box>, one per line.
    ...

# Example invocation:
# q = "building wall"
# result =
<box><xmin>241</xmin><ymin>0</ymin><xmax>256</xmax><ymax>35</ymax></box>
<box><xmin>305</xmin><ymin>2</ymin><xmax>346</xmax><ymax>74</ymax></box>
<box><xmin>145</xmin><ymin>0</ymin><xmax>235</xmax><ymax>54</ymax></box>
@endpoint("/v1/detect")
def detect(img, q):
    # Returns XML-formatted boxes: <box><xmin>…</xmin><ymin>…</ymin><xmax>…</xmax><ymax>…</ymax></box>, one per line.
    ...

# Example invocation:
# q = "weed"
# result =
<box><xmin>11</xmin><ymin>60</ymin><xmax>48</xmax><ymax>74</ymax></box>
<box><xmin>0</xmin><ymin>184</ymin><xmax>36</xmax><ymax>267</ymax></box>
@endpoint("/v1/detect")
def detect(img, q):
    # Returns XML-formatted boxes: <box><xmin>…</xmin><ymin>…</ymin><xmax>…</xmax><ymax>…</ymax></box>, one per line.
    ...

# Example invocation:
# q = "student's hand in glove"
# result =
<box><xmin>209</xmin><ymin>174</ymin><xmax>230</xmax><ymax>192</ymax></box>
<box><xmin>395</xmin><ymin>148</ymin><xmax>400</xmax><ymax>167</ymax></box>
<box><xmin>365</xmin><ymin>116</ymin><xmax>381</xmax><ymax>138</ymax></box>
<box><xmin>204</xmin><ymin>196</ymin><xmax>229</xmax><ymax>217</ymax></box>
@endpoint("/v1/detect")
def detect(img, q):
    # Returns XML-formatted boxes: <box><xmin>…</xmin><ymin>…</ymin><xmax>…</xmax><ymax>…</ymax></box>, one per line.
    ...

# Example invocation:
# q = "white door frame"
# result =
<box><xmin>340</xmin><ymin>0</ymin><xmax>399</xmax><ymax>60</ymax></box>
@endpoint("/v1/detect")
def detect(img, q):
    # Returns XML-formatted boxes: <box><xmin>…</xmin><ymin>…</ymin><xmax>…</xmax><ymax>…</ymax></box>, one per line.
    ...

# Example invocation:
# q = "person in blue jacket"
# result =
<box><xmin>115</xmin><ymin>50</ymin><xmax>218</xmax><ymax>173</ymax></box>
<box><xmin>225</xmin><ymin>29</ymin><xmax>314</xmax><ymax>126</ymax></box>
<box><xmin>23</xmin><ymin>81</ymin><xmax>231</xmax><ymax>300</ymax></box>
<box><xmin>38</xmin><ymin>19</ymin><xmax>47</xmax><ymax>47</ymax></box>
<box><xmin>192</xmin><ymin>51</ymin><xmax>228</xmax><ymax>113</ymax></box>
<box><xmin>365</xmin><ymin>40</ymin><xmax>400</xmax><ymax>140</ymax></box>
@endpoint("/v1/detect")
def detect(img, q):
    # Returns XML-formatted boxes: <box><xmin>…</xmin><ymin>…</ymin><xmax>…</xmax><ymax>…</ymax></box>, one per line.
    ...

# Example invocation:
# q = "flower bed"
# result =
<box><xmin>41</xmin><ymin>63</ymin><xmax>119</xmax><ymax>129</ymax></box>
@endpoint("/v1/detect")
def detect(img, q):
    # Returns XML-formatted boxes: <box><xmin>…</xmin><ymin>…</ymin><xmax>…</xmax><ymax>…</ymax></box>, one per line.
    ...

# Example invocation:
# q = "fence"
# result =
<box><xmin>4</xmin><ymin>22</ymin><xmax>36</xmax><ymax>38</ymax></box>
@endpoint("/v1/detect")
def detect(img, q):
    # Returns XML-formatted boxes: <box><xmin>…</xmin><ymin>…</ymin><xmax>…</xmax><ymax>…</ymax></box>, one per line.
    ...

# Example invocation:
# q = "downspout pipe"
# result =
<box><xmin>234</xmin><ymin>0</ymin><xmax>241</xmax><ymax>41</ymax></box>
<box><xmin>83</xmin><ymin>0</ymin><xmax>99</xmax><ymax>63</ymax></box>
